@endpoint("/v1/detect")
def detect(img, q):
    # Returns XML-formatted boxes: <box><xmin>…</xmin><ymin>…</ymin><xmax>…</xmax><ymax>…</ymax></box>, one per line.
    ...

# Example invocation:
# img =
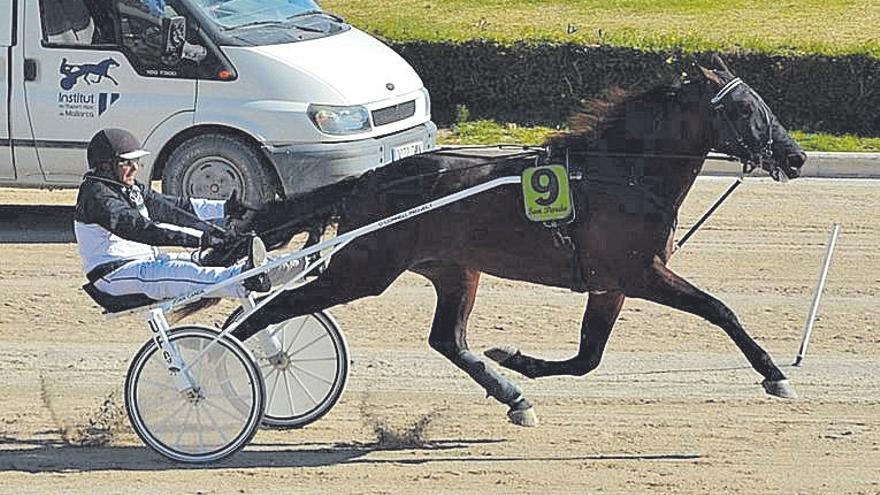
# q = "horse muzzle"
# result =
<box><xmin>778</xmin><ymin>151</ymin><xmax>806</xmax><ymax>180</ymax></box>
<box><xmin>766</xmin><ymin>150</ymin><xmax>806</xmax><ymax>182</ymax></box>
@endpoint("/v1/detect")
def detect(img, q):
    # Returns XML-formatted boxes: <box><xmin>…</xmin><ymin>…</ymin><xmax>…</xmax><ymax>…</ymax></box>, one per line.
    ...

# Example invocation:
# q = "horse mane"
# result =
<box><xmin>543</xmin><ymin>83</ymin><xmax>684</xmax><ymax>152</ymax></box>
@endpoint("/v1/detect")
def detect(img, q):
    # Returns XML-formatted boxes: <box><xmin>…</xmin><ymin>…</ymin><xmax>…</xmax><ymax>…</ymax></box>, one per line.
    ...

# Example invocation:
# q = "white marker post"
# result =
<box><xmin>794</xmin><ymin>223</ymin><xmax>841</xmax><ymax>366</ymax></box>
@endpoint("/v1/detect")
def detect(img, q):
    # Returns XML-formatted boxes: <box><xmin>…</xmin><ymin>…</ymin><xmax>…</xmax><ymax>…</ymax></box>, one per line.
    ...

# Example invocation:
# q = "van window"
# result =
<box><xmin>115</xmin><ymin>0</ymin><xmax>230</xmax><ymax>79</ymax></box>
<box><xmin>39</xmin><ymin>0</ymin><xmax>232</xmax><ymax>80</ymax></box>
<box><xmin>117</xmin><ymin>0</ymin><xmax>179</xmax><ymax>67</ymax></box>
<box><xmin>190</xmin><ymin>0</ymin><xmax>322</xmax><ymax>30</ymax></box>
<box><xmin>40</xmin><ymin>0</ymin><xmax>98</xmax><ymax>45</ymax></box>
<box><xmin>188</xmin><ymin>0</ymin><xmax>347</xmax><ymax>46</ymax></box>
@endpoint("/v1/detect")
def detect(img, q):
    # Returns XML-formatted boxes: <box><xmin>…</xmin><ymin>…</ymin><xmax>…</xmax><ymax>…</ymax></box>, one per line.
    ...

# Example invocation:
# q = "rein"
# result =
<box><xmin>253</xmin><ymin>149</ymin><xmax>546</xmax><ymax>239</ymax></box>
<box><xmin>254</xmin><ymin>145</ymin><xmax>746</xmax><ymax>243</ymax></box>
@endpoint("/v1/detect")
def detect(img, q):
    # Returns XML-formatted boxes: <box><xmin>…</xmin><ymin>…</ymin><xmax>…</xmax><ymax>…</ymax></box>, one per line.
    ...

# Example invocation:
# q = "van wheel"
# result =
<box><xmin>162</xmin><ymin>134</ymin><xmax>278</xmax><ymax>208</ymax></box>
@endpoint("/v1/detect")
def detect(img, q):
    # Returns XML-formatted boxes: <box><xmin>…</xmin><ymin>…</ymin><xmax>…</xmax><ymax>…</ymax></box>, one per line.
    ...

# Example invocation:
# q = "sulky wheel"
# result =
<box><xmin>124</xmin><ymin>326</ymin><xmax>265</xmax><ymax>464</ymax></box>
<box><xmin>224</xmin><ymin>309</ymin><xmax>349</xmax><ymax>429</ymax></box>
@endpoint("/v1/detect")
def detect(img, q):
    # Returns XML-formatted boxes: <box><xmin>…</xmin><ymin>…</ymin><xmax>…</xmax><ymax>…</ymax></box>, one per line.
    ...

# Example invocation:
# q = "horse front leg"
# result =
<box><xmin>485</xmin><ymin>291</ymin><xmax>625</xmax><ymax>378</ymax></box>
<box><xmin>419</xmin><ymin>264</ymin><xmax>537</xmax><ymax>427</ymax></box>
<box><xmin>631</xmin><ymin>258</ymin><xmax>795</xmax><ymax>398</ymax></box>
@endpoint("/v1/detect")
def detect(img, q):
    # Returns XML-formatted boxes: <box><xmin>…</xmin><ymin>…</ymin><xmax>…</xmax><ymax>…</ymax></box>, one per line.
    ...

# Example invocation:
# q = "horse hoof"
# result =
<box><xmin>762</xmin><ymin>379</ymin><xmax>798</xmax><ymax>399</ymax></box>
<box><xmin>508</xmin><ymin>406</ymin><xmax>538</xmax><ymax>427</ymax></box>
<box><xmin>485</xmin><ymin>346</ymin><xmax>519</xmax><ymax>364</ymax></box>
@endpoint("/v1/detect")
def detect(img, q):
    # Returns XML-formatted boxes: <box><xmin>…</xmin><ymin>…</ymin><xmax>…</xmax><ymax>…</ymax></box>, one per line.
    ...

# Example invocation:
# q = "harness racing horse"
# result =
<box><xmin>233</xmin><ymin>56</ymin><xmax>807</xmax><ymax>426</ymax></box>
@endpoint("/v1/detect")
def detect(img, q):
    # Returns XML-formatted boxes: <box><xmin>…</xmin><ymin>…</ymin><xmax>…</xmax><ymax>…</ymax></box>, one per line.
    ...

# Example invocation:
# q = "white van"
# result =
<box><xmin>0</xmin><ymin>0</ymin><xmax>436</xmax><ymax>204</ymax></box>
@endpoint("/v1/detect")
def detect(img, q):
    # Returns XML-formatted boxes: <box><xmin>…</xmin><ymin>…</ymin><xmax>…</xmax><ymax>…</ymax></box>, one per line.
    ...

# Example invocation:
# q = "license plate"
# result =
<box><xmin>392</xmin><ymin>141</ymin><xmax>424</xmax><ymax>161</ymax></box>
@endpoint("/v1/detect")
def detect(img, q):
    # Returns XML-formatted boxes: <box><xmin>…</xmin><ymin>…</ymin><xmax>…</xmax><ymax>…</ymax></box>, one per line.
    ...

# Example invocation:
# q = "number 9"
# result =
<box><xmin>531</xmin><ymin>169</ymin><xmax>559</xmax><ymax>206</ymax></box>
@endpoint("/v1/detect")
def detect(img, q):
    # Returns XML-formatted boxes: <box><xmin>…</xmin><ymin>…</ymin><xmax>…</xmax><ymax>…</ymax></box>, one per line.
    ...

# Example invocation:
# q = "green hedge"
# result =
<box><xmin>391</xmin><ymin>41</ymin><xmax>880</xmax><ymax>136</ymax></box>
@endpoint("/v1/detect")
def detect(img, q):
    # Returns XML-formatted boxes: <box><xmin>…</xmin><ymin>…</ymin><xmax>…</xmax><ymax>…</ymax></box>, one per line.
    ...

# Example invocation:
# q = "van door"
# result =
<box><xmin>22</xmin><ymin>0</ymin><xmax>196</xmax><ymax>184</ymax></box>
<box><xmin>0</xmin><ymin>0</ymin><xmax>13</xmax><ymax>180</ymax></box>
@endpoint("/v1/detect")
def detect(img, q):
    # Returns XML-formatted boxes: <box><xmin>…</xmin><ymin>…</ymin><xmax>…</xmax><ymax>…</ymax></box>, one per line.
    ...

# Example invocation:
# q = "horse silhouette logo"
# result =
<box><xmin>59</xmin><ymin>57</ymin><xmax>120</xmax><ymax>90</ymax></box>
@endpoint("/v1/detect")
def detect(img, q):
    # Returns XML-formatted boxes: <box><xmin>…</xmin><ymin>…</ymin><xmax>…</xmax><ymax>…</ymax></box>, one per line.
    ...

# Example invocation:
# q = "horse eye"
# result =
<box><xmin>737</xmin><ymin>101</ymin><xmax>753</xmax><ymax>116</ymax></box>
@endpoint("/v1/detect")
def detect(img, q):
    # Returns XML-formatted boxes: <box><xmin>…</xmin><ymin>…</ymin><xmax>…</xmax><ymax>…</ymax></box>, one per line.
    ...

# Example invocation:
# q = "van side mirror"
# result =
<box><xmin>161</xmin><ymin>16</ymin><xmax>186</xmax><ymax>58</ymax></box>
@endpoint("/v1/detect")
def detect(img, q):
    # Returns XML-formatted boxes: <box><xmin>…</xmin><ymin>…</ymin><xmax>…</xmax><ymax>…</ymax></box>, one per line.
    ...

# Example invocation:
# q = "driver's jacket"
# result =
<box><xmin>74</xmin><ymin>172</ymin><xmax>224</xmax><ymax>275</ymax></box>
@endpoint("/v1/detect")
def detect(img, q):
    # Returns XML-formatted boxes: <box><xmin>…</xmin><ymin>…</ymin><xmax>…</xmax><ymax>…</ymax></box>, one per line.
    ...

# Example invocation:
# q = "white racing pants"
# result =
<box><xmin>93</xmin><ymin>252</ymin><xmax>247</xmax><ymax>301</ymax></box>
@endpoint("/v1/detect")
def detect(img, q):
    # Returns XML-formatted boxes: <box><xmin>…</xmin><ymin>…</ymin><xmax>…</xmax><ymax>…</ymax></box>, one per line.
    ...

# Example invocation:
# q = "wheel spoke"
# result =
<box><xmin>139</xmin><ymin>378</ymin><xmax>179</xmax><ymax>392</ymax></box>
<box><xmin>208</xmin><ymin>347</ymin><xmax>231</xmax><ymax>376</ymax></box>
<box><xmin>214</xmin><ymin>376</ymin><xmax>235</xmax><ymax>390</ymax></box>
<box><xmin>282</xmin><ymin>370</ymin><xmax>296</xmax><ymax>415</ymax></box>
<box><xmin>174</xmin><ymin>405</ymin><xmax>195</xmax><ymax>447</ymax></box>
<box><xmin>283</xmin><ymin>318</ymin><xmax>310</xmax><ymax>354</ymax></box>
<box><xmin>289</xmin><ymin>369</ymin><xmax>319</xmax><ymax>406</ymax></box>
<box><xmin>269</xmin><ymin>367</ymin><xmax>282</xmax><ymax>403</ymax></box>
<box><xmin>289</xmin><ymin>333</ymin><xmax>328</xmax><ymax>358</ymax></box>
<box><xmin>203</xmin><ymin>399</ymin><xmax>246</xmax><ymax>423</ymax></box>
<box><xmin>195</xmin><ymin>408</ymin><xmax>206</xmax><ymax>452</ymax></box>
<box><xmin>263</xmin><ymin>367</ymin><xmax>278</xmax><ymax>380</ymax></box>
<box><xmin>201</xmin><ymin>402</ymin><xmax>230</xmax><ymax>444</ymax></box>
<box><xmin>290</xmin><ymin>356</ymin><xmax>338</xmax><ymax>363</ymax></box>
<box><xmin>290</xmin><ymin>363</ymin><xmax>333</xmax><ymax>385</ymax></box>
<box><xmin>149</xmin><ymin>400</ymin><xmax>188</xmax><ymax>431</ymax></box>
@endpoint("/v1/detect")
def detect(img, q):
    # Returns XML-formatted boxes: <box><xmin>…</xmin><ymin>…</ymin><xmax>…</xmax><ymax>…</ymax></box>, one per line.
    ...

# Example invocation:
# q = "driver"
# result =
<box><xmin>74</xmin><ymin>128</ymin><xmax>297</xmax><ymax>308</ymax></box>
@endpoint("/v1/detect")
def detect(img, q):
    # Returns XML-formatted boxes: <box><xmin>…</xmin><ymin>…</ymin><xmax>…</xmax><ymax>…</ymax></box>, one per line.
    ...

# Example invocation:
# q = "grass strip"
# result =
<box><xmin>439</xmin><ymin>120</ymin><xmax>880</xmax><ymax>152</ymax></box>
<box><xmin>323</xmin><ymin>0</ymin><xmax>880</xmax><ymax>58</ymax></box>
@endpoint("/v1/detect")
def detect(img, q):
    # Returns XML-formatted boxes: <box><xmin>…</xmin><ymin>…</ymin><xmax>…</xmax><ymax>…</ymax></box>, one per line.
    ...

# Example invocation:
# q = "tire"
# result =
<box><xmin>224</xmin><ymin>309</ymin><xmax>349</xmax><ymax>429</ymax></box>
<box><xmin>124</xmin><ymin>326</ymin><xmax>265</xmax><ymax>464</ymax></box>
<box><xmin>161</xmin><ymin>133</ymin><xmax>278</xmax><ymax>209</ymax></box>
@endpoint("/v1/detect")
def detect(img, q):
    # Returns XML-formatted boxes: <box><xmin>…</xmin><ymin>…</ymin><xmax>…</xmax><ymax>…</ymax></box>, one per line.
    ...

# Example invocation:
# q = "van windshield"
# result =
<box><xmin>189</xmin><ymin>0</ymin><xmax>326</xmax><ymax>30</ymax></box>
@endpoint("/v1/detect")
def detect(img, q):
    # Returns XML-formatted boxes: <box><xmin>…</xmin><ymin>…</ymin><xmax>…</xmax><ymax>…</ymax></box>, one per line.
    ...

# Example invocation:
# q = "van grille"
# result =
<box><xmin>372</xmin><ymin>100</ymin><xmax>416</xmax><ymax>126</ymax></box>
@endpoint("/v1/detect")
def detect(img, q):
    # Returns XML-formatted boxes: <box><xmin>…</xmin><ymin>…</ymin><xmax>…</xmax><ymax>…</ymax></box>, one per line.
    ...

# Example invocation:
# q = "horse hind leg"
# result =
<box><xmin>631</xmin><ymin>259</ymin><xmax>796</xmax><ymax>399</ymax></box>
<box><xmin>416</xmin><ymin>263</ymin><xmax>537</xmax><ymax>427</ymax></box>
<box><xmin>485</xmin><ymin>291</ymin><xmax>625</xmax><ymax>379</ymax></box>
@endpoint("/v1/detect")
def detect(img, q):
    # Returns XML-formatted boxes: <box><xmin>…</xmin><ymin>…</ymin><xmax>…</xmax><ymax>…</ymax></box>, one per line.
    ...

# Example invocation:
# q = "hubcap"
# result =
<box><xmin>184</xmin><ymin>157</ymin><xmax>244</xmax><ymax>200</ymax></box>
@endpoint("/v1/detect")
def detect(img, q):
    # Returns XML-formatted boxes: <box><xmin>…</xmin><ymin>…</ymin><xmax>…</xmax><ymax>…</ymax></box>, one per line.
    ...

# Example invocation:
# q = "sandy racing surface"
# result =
<box><xmin>0</xmin><ymin>178</ymin><xmax>878</xmax><ymax>494</ymax></box>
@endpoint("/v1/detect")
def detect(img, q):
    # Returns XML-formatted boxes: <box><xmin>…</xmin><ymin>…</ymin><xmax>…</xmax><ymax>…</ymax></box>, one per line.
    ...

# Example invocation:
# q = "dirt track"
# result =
<box><xmin>0</xmin><ymin>178</ymin><xmax>878</xmax><ymax>494</ymax></box>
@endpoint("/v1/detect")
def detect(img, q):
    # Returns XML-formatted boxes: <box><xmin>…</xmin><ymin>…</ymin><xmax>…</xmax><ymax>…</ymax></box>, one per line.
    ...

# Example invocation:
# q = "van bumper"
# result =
<box><xmin>263</xmin><ymin>121</ymin><xmax>438</xmax><ymax>197</ymax></box>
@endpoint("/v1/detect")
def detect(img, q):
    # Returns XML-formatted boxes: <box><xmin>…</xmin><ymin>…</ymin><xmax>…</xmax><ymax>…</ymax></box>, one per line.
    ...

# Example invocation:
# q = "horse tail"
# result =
<box><xmin>167</xmin><ymin>298</ymin><xmax>221</xmax><ymax>324</ymax></box>
<box><xmin>250</xmin><ymin>176</ymin><xmax>362</xmax><ymax>243</ymax></box>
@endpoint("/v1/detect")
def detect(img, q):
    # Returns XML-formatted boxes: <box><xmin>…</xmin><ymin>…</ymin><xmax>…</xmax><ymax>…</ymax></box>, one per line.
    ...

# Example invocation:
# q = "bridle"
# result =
<box><xmin>709</xmin><ymin>77</ymin><xmax>775</xmax><ymax>174</ymax></box>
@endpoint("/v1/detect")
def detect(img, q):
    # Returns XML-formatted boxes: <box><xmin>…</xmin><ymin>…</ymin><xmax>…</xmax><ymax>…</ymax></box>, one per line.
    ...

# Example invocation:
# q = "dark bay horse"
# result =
<box><xmin>233</xmin><ymin>56</ymin><xmax>806</xmax><ymax>426</ymax></box>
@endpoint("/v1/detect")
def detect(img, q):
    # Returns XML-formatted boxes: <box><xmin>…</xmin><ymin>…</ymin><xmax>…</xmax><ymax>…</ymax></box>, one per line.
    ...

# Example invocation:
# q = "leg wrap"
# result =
<box><xmin>456</xmin><ymin>350</ymin><xmax>523</xmax><ymax>405</ymax></box>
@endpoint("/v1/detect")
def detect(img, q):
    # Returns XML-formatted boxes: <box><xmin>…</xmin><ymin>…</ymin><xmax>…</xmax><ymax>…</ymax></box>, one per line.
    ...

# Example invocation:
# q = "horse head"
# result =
<box><xmin>699</xmin><ymin>54</ymin><xmax>806</xmax><ymax>181</ymax></box>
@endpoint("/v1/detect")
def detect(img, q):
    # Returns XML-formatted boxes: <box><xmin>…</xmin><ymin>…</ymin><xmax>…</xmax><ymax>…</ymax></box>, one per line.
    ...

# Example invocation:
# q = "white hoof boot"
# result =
<box><xmin>762</xmin><ymin>379</ymin><xmax>798</xmax><ymax>399</ymax></box>
<box><xmin>484</xmin><ymin>346</ymin><xmax>519</xmax><ymax>364</ymax></box>
<box><xmin>508</xmin><ymin>406</ymin><xmax>538</xmax><ymax>427</ymax></box>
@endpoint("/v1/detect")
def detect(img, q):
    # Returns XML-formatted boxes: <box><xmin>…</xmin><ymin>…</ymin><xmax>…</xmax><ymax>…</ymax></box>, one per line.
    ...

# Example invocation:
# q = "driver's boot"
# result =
<box><xmin>265</xmin><ymin>258</ymin><xmax>306</xmax><ymax>288</ymax></box>
<box><xmin>242</xmin><ymin>236</ymin><xmax>271</xmax><ymax>293</ymax></box>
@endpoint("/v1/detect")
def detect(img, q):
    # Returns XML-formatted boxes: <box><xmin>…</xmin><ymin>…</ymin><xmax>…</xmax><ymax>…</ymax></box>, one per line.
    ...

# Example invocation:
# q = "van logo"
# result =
<box><xmin>98</xmin><ymin>93</ymin><xmax>121</xmax><ymax>115</ymax></box>
<box><xmin>59</xmin><ymin>57</ymin><xmax>120</xmax><ymax>91</ymax></box>
<box><xmin>386</xmin><ymin>83</ymin><xmax>395</xmax><ymax>91</ymax></box>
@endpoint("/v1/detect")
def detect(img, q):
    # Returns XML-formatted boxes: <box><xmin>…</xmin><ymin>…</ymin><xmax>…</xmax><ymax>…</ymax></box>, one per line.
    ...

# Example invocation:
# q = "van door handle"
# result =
<box><xmin>24</xmin><ymin>59</ymin><xmax>37</xmax><ymax>81</ymax></box>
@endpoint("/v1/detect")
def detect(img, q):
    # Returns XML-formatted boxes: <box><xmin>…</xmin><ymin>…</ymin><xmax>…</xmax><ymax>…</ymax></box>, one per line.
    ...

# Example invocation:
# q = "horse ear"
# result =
<box><xmin>698</xmin><ymin>65</ymin><xmax>723</xmax><ymax>87</ymax></box>
<box><xmin>711</xmin><ymin>53</ymin><xmax>733</xmax><ymax>74</ymax></box>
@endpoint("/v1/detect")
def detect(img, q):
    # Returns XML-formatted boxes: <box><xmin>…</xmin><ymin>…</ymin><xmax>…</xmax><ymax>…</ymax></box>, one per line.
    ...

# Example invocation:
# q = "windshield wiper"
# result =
<box><xmin>289</xmin><ymin>23</ymin><xmax>325</xmax><ymax>33</ymax></box>
<box><xmin>286</xmin><ymin>10</ymin><xmax>344</xmax><ymax>23</ymax></box>
<box><xmin>223</xmin><ymin>20</ymin><xmax>284</xmax><ymax>31</ymax></box>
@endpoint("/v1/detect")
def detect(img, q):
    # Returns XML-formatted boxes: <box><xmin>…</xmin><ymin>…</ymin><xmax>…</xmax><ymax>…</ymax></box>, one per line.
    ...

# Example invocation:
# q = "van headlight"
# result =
<box><xmin>420</xmin><ymin>87</ymin><xmax>431</xmax><ymax>116</ymax></box>
<box><xmin>308</xmin><ymin>104</ymin><xmax>371</xmax><ymax>135</ymax></box>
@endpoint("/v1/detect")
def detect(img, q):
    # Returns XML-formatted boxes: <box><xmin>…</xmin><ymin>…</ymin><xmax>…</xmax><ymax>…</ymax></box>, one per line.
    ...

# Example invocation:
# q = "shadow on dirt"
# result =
<box><xmin>0</xmin><ymin>436</ymin><xmax>700</xmax><ymax>472</ymax></box>
<box><xmin>0</xmin><ymin>206</ymin><xmax>75</xmax><ymax>243</ymax></box>
<box><xmin>0</xmin><ymin>437</ymin><xmax>501</xmax><ymax>472</ymax></box>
